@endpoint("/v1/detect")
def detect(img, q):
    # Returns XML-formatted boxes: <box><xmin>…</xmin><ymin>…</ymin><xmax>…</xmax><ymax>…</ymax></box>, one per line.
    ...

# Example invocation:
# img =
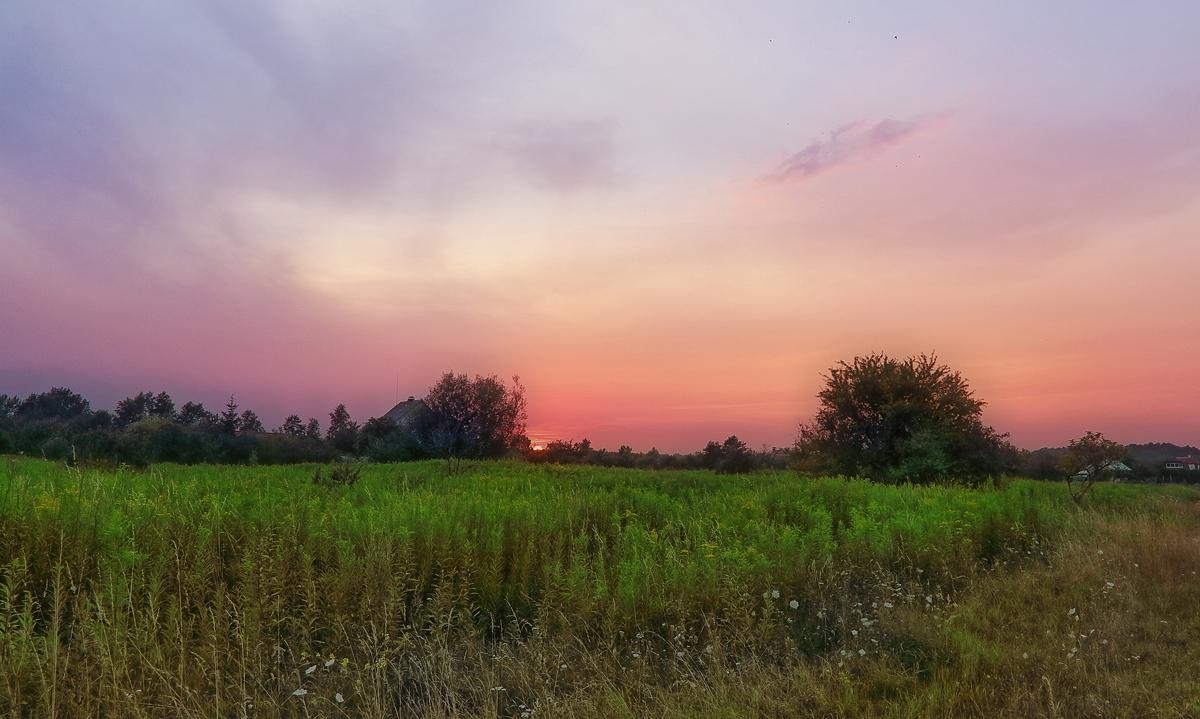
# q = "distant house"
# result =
<box><xmin>383</xmin><ymin>396</ymin><xmax>427</xmax><ymax>429</ymax></box>
<box><xmin>1164</xmin><ymin>456</ymin><xmax>1200</xmax><ymax>473</ymax></box>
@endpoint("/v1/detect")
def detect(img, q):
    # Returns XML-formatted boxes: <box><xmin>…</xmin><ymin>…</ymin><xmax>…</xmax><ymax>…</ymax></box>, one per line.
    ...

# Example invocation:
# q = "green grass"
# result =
<box><xmin>0</xmin><ymin>457</ymin><xmax>1196</xmax><ymax>717</ymax></box>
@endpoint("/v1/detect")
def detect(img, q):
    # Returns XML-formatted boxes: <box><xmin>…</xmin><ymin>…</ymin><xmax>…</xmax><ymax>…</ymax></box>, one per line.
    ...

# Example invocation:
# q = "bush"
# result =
<box><xmin>312</xmin><ymin>460</ymin><xmax>362</xmax><ymax>487</ymax></box>
<box><xmin>40</xmin><ymin>436</ymin><xmax>72</xmax><ymax>461</ymax></box>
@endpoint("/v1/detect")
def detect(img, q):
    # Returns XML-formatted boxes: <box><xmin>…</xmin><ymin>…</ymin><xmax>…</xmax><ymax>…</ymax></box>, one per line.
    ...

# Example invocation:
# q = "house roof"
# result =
<box><xmin>382</xmin><ymin>397</ymin><xmax>427</xmax><ymax>426</ymax></box>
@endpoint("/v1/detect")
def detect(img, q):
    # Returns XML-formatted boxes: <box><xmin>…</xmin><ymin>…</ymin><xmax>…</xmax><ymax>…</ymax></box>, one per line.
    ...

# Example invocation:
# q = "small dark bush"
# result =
<box><xmin>313</xmin><ymin>461</ymin><xmax>362</xmax><ymax>487</ymax></box>
<box><xmin>40</xmin><ymin>436</ymin><xmax>72</xmax><ymax>462</ymax></box>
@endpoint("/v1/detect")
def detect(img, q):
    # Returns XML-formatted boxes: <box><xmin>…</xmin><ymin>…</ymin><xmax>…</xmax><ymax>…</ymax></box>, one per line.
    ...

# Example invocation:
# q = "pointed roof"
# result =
<box><xmin>383</xmin><ymin>396</ymin><xmax>427</xmax><ymax>426</ymax></box>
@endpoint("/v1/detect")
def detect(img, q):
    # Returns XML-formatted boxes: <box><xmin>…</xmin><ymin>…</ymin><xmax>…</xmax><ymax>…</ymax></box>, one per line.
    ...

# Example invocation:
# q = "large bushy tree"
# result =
<box><xmin>17</xmin><ymin>388</ymin><xmax>89</xmax><ymax>421</ymax></box>
<box><xmin>795</xmin><ymin>353</ymin><xmax>1014</xmax><ymax>484</ymax></box>
<box><xmin>419</xmin><ymin>373</ymin><xmax>527</xmax><ymax>463</ymax></box>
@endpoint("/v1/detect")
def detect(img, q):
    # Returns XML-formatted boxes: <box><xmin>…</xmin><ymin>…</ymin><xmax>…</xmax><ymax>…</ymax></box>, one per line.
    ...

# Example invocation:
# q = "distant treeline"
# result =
<box><xmin>0</xmin><ymin>382</ymin><xmax>786</xmax><ymax>472</ymax></box>
<box><xmin>528</xmin><ymin>436</ymin><xmax>792</xmax><ymax>472</ymax></box>
<box><xmin>0</xmin><ymin>374</ymin><xmax>528</xmax><ymax>467</ymax></box>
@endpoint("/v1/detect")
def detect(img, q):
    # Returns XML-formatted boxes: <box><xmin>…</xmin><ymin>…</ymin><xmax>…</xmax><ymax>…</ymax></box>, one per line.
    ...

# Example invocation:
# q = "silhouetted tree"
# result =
<box><xmin>795</xmin><ymin>353</ymin><xmax>1014</xmax><ymax>484</ymax></box>
<box><xmin>716</xmin><ymin>435</ymin><xmax>754</xmax><ymax>474</ymax></box>
<box><xmin>18</xmin><ymin>388</ymin><xmax>89</xmax><ymax>421</ymax></box>
<box><xmin>149</xmin><ymin>391</ymin><xmax>174</xmax><ymax>418</ymax></box>
<box><xmin>219</xmin><ymin>396</ymin><xmax>240</xmax><ymax>435</ymax></box>
<box><xmin>279</xmin><ymin>414</ymin><xmax>305</xmax><ymax>436</ymax></box>
<box><xmin>238</xmin><ymin>409</ymin><xmax>264</xmax><ymax>434</ymax></box>
<box><xmin>615</xmin><ymin>445</ymin><xmax>635</xmax><ymax>468</ymax></box>
<box><xmin>0</xmin><ymin>394</ymin><xmax>20</xmax><ymax>419</ymax></box>
<box><xmin>305</xmin><ymin>418</ymin><xmax>321</xmax><ymax>439</ymax></box>
<box><xmin>176</xmin><ymin>401</ymin><xmax>216</xmax><ymax>426</ymax></box>
<box><xmin>326</xmin><ymin>404</ymin><xmax>359</xmax><ymax>453</ymax></box>
<box><xmin>420</xmin><ymin>373</ymin><xmax>528</xmax><ymax>465</ymax></box>
<box><xmin>115</xmin><ymin>392</ymin><xmax>155</xmax><ymax>427</ymax></box>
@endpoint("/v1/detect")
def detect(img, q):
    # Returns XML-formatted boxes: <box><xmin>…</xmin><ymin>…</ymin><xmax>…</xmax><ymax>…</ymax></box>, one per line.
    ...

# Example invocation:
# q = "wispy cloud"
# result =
<box><xmin>495</xmin><ymin>119</ymin><xmax>619</xmax><ymax>192</ymax></box>
<box><xmin>766</xmin><ymin>114</ymin><xmax>947</xmax><ymax>183</ymax></box>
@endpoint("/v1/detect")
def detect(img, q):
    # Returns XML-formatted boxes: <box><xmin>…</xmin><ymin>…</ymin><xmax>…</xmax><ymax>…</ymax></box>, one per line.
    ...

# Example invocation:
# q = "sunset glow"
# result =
<box><xmin>2</xmin><ymin>2</ymin><xmax>1198</xmax><ymax>451</ymax></box>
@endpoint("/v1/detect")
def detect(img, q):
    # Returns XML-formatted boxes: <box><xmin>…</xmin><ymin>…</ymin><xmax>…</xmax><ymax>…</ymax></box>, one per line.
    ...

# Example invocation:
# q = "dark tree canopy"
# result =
<box><xmin>420</xmin><ymin>373</ymin><xmax>527</xmax><ymax>460</ymax></box>
<box><xmin>305</xmin><ymin>418</ymin><xmax>322</xmax><ymax>439</ymax></box>
<box><xmin>0</xmin><ymin>394</ymin><xmax>19</xmax><ymax>419</ymax></box>
<box><xmin>219</xmin><ymin>396</ymin><xmax>241</xmax><ymax>435</ymax></box>
<box><xmin>17</xmin><ymin>388</ymin><xmax>90</xmax><ymax>421</ymax></box>
<box><xmin>176</xmin><ymin>401</ymin><xmax>216</xmax><ymax>426</ymax></box>
<box><xmin>238</xmin><ymin>409</ymin><xmax>264</xmax><ymax>434</ymax></box>
<box><xmin>115</xmin><ymin>392</ymin><xmax>155</xmax><ymax>427</ymax></box>
<box><xmin>796</xmin><ymin>353</ymin><xmax>1014</xmax><ymax>484</ymax></box>
<box><xmin>279</xmin><ymin>414</ymin><xmax>306</xmax><ymax>436</ymax></box>
<box><xmin>326</xmin><ymin>404</ymin><xmax>360</xmax><ymax>453</ymax></box>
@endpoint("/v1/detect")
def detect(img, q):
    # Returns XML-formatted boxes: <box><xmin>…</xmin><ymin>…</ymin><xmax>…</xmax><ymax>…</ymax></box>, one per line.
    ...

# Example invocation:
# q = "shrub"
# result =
<box><xmin>312</xmin><ymin>460</ymin><xmax>362</xmax><ymax>487</ymax></box>
<box><xmin>40</xmin><ymin>436</ymin><xmax>71</xmax><ymax>461</ymax></box>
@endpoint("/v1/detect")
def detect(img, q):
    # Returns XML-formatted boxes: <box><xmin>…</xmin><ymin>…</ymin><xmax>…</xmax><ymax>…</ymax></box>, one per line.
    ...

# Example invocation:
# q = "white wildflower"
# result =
<box><xmin>771</xmin><ymin>589</ymin><xmax>780</xmax><ymax>599</ymax></box>
<box><xmin>292</xmin><ymin>688</ymin><xmax>308</xmax><ymax>698</ymax></box>
<box><xmin>789</xmin><ymin>600</ymin><xmax>799</xmax><ymax>610</ymax></box>
<box><xmin>335</xmin><ymin>693</ymin><xmax>344</xmax><ymax>703</ymax></box>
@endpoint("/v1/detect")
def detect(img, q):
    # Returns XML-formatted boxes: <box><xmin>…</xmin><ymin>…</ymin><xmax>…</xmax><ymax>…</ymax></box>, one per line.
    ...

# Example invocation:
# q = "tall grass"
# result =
<box><xmin>0</xmin><ymin>458</ymin><xmax>1194</xmax><ymax>717</ymax></box>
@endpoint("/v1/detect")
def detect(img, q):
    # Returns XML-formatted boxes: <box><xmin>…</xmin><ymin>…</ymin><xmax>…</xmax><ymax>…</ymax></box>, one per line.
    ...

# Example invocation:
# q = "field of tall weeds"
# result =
<box><xmin>1</xmin><ymin>458</ymin><xmax>1197</xmax><ymax>717</ymax></box>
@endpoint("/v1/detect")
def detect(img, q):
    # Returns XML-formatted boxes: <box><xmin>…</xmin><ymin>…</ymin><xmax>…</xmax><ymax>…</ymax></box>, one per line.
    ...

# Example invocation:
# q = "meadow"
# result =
<box><xmin>1</xmin><ymin>458</ymin><xmax>1198</xmax><ymax>717</ymax></box>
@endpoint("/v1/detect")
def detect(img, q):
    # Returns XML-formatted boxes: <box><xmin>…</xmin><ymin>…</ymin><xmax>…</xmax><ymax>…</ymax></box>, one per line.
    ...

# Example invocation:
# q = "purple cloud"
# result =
<box><xmin>767</xmin><ymin>114</ymin><xmax>946</xmax><ymax>183</ymax></box>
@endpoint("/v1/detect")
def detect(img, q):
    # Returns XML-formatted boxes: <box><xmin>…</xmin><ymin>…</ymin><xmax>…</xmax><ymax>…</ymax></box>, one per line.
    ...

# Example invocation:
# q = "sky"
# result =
<box><xmin>2</xmin><ymin>1</ymin><xmax>1199</xmax><ymax>452</ymax></box>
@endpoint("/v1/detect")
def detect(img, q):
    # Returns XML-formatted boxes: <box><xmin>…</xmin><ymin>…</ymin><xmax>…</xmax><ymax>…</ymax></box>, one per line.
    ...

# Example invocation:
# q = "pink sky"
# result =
<box><xmin>2</xmin><ymin>2</ymin><xmax>1199</xmax><ymax>451</ymax></box>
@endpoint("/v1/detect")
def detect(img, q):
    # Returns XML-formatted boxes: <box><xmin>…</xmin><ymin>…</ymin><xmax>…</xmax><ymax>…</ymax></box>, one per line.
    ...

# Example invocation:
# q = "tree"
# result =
<box><xmin>177</xmin><ymin>401</ymin><xmax>216</xmax><ymax>426</ymax></box>
<box><xmin>17</xmin><ymin>388</ymin><xmax>89</xmax><ymax>421</ymax></box>
<box><xmin>279</xmin><ymin>415</ymin><xmax>306</xmax><ymax>436</ymax></box>
<box><xmin>220</xmin><ymin>396</ymin><xmax>240</xmax><ymax>435</ymax></box>
<box><xmin>238</xmin><ymin>409</ymin><xmax>264</xmax><ymax>434</ymax></box>
<box><xmin>795</xmin><ymin>353</ymin><xmax>1013</xmax><ymax>485</ymax></box>
<box><xmin>616</xmin><ymin>445</ymin><xmax>635</xmax><ymax>467</ymax></box>
<box><xmin>326</xmin><ymin>404</ymin><xmax>359</xmax><ymax>454</ymax></box>
<box><xmin>305</xmin><ymin>418</ymin><xmax>321</xmax><ymax>439</ymax></box>
<box><xmin>420</xmin><ymin>373</ymin><xmax>528</xmax><ymax>467</ymax></box>
<box><xmin>115</xmin><ymin>392</ymin><xmax>155</xmax><ymax>427</ymax></box>
<box><xmin>1058</xmin><ymin>431</ymin><xmax>1126</xmax><ymax>503</ymax></box>
<box><xmin>0</xmin><ymin>394</ymin><xmax>20</xmax><ymax>419</ymax></box>
<box><xmin>716</xmin><ymin>435</ymin><xmax>754</xmax><ymax>474</ymax></box>
<box><xmin>360</xmin><ymin>416</ymin><xmax>398</xmax><ymax>444</ymax></box>
<box><xmin>149</xmin><ymin>391</ymin><xmax>175</xmax><ymax>418</ymax></box>
<box><xmin>701</xmin><ymin>441</ymin><xmax>723</xmax><ymax>470</ymax></box>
